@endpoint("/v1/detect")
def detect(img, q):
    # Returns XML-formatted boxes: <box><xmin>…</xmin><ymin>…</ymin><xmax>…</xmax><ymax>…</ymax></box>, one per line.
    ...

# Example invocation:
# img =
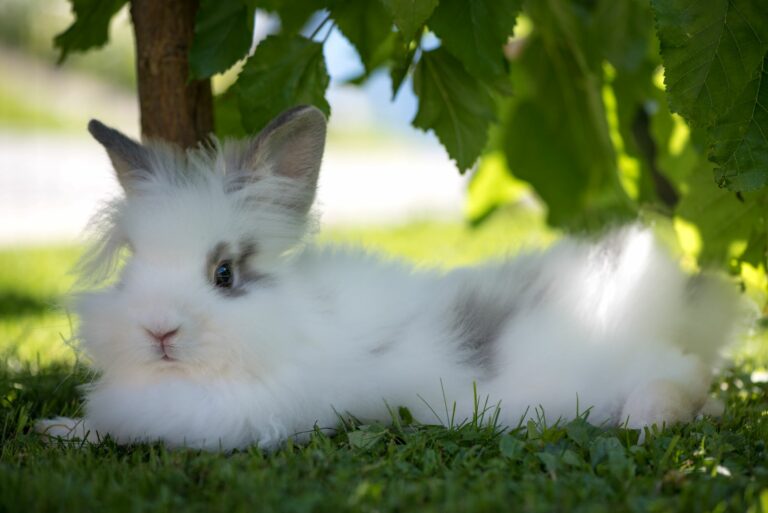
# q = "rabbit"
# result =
<box><xmin>36</xmin><ymin>105</ymin><xmax>742</xmax><ymax>451</ymax></box>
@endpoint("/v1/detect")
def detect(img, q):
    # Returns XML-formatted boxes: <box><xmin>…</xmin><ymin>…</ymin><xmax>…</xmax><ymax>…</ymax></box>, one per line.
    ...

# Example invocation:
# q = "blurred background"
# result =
<box><xmin>0</xmin><ymin>0</ymin><xmax>479</xmax><ymax>242</ymax></box>
<box><xmin>0</xmin><ymin>0</ymin><xmax>555</xmax><ymax>367</ymax></box>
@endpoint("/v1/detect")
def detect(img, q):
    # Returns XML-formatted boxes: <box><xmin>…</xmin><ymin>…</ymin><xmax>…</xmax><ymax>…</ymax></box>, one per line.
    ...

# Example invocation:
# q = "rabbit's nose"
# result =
<box><xmin>145</xmin><ymin>327</ymin><xmax>180</xmax><ymax>345</ymax></box>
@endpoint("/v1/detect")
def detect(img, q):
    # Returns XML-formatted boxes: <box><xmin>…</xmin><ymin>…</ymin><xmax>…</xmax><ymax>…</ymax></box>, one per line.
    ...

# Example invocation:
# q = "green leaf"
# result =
<box><xmin>412</xmin><ymin>48</ymin><xmax>496</xmax><ymax>172</ymax></box>
<box><xmin>652</xmin><ymin>0</ymin><xmax>768</xmax><ymax>126</ymax></box>
<box><xmin>537</xmin><ymin>452</ymin><xmax>559</xmax><ymax>476</ymax></box>
<box><xmin>592</xmin><ymin>0</ymin><xmax>661</xmax><ymax>204</ymax></box>
<box><xmin>607</xmin><ymin>445</ymin><xmax>635</xmax><ymax>481</ymax></box>
<box><xmin>236</xmin><ymin>35</ymin><xmax>330</xmax><ymax>133</ymax></box>
<box><xmin>676</xmin><ymin>159</ymin><xmax>765</xmax><ymax>265</ymax></box>
<box><xmin>214</xmin><ymin>88</ymin><xmax>246</xmax><ymax>138</ymax></box>
<box><xmin>259</xmin><ymin>0</ymin><xmax>321</xmax><ymax>34</ymax></box>
<box><xmin>379</xmin><ymin>0</ymin><xmax>438</xmax><ymax>42</ymax></box>
<box><xmin>562</xmin><ymin>449</ymin><xmax>584</xmax><ymax>468</ymax></box>
<box><xmin>504</xmin><ymin>100</ymin><xmax>588</xmax><ymax>221</ymax></box>
<box><xmin>53</xmin><ymin>0</ymin><xmax>128</xmax><ymax>63</ymax></box>
<box><xmin>428</xmin><ymin>0</ymin><xmax>520</xmax><ymax>79</ymax></box>
<box><xmin>589</xmin><ymin>437</ymin><xmax>624</xmax><ymax>469</ymax></box>
<box><xmin>347</xmin><ymin>427</ymin><xmax>386</xmax><ymax>450</ymax></box>
<box><xmin>740</xmin><ymin>222</ymin><xmax>768</xmax><ymax>268</ymax></box>
<box><xmin>654</xmin><ymin>0</ymin><xmax>768</xmax><ymax>193</ymax></box>
<box><xmin>343</xmin><ymin>33</ymin><xmax>398</xmax><ymax>85</ymax></box>
<box><xmin>611</xmin><ymin>62</ymin><xmax>685</xmax><ymax>207</ymax></box>
<box><xmin>597</xmin><ymin>0</ymin><xmax>656</xmax><ymax>73</ymax></box>
<box><xmin>501</xmin><ymin>37</ymin><xmax>631</xmax><ymax>228</ymax></box>
<box><xmin>499</xmin><ymin>435</ymin><xmax>524</xmax><ymax>460</ymax></box>
<box><xmin>189</xmin><ymin>0</ymin><xmax>254</xmax><ymax>79</ymax></box>
<box><xmin>565</xmin><ymin>419</ymin><xmax>591</xmax><ymax>448</ymax></box>
<box><xmin>711</xmin><ymin>57</ymin><xmax>768</xmax><ymax>192</ymax></box>
<box><xmin>390</xmin><ymin>36</ymin><xmax>416</xmax><ymax>98</ymax></box>
<box><xmin>330</xmin><ymin>0</ymin><xmax>392</xmax><ymax>73</ymax></box>
<box><xmin>468</xmin><ymin>2</ymin><xmax>657</xmax><ymax>228</ymax></box>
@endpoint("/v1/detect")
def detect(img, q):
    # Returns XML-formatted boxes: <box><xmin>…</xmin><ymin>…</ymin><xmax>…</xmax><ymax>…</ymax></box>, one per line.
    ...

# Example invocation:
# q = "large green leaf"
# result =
<box><xmin>379</xmin><ymin>0</ymin><xmax>438</xmax><ymax>42</ymax></box>
<box><xmin>189</xmin><ymin>0</ymin><xmax>254</xmax><ymax>79</ymax></box>
<box><xmin>503</xmin><ymin>99</ymin><xmax>589</xmax><ymax>222</ymax></box>
<box><xmin>429</xmin><ymin>0</ymin><xmax>520</xmax><ymax>79</ymax></box>
<box><xmin>412</xmin><ymin>48</ymin><xmax>496</xmax><ymax>172</ymax></box>
<box><xmin>596</xmin><ymin>0</ymin><xmax>655</xmax><ymax>73</ymax></box>
<box><xmin>676</xmin><ymin>159</ymin><xmax>767</xmax><ymax>266</ymax></box>
<box><xmin>53</xmin><ymin>0</ymin><xmax>127</xmax><ymax>62</ymax></box>
<box><xmin>710</xmin><ymin>57</ymin><xmax>768</xmax><ymax>192</ymax></box>
<box><xmin>652</xmin><ymin>0</ymin><xmax>768</xmax><ymax>126</ymax></box>
<box><xmin>500</xmin><ymin>32</ymin><xmax>631</xmax><ymax>228</ymax></box>
<box><xmin>653</xmin><ymin>0</ymin><xmax>768</xmax><ymax>193</ymax></box>
<box><xmin>471</xmin><ymin>0</ymin><xmax>669</xmax><ymax>228</ymax></box>
<box><xmin>590</xmin><ymin>0</ymin><xmax>671</xmax><ymax>206</ymax></box>
<box><xmin>330</xmin><ymin>0</ymin><xmax>392</xmax><ymax>73</ymax></box>
<box><xmin>236</xmin><ymin>35</ymin><xmax>330</xmax><ymax>133</ymax></box>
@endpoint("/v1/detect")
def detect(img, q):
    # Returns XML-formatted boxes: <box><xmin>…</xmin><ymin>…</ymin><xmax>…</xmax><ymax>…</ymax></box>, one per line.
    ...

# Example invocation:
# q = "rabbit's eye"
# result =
<box><xmin>213</xmin><ymin>261</ymin><xmax>234</xmax><ymax>288</ymax></box>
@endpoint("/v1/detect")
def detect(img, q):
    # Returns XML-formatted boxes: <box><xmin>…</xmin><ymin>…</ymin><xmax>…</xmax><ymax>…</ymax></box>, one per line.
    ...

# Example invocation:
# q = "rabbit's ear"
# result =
<box><xmin>88</xmin><ymin>120</ymin><xmax>150</xmax><ymax>193</ymax></box>
<box><xmin>235</xmin><ymin>105</ymin><xmax>327</xmax><ymax>211</ymax></box>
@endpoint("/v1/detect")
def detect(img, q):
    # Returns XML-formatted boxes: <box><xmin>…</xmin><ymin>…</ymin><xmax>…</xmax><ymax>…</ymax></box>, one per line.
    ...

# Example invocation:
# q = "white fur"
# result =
<box><xmin>37</xmin><ymin>112</ymin><xmax>743</xmax><ymax>451</ymax></box>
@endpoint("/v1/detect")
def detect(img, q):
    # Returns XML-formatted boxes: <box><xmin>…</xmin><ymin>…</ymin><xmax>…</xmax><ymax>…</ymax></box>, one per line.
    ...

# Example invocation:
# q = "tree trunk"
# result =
<box><xmin>130</xmin><ymin>0</ymin><xmax>213</xmax><ymax>148</ymax></box>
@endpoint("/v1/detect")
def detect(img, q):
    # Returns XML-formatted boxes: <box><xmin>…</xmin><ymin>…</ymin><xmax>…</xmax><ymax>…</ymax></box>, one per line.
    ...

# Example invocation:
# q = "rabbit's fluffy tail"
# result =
<box><xmin>583</xmin><ymin>226</ymin><xmax>745</xmax><ymax>365</ymax></box>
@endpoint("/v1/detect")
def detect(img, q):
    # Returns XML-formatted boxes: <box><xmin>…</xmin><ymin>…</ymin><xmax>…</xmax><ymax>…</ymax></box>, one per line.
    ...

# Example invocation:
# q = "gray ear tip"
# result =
<box><xmin>255</xmin><ymin>105</ymin><xmax>328</xmax><ymax>144</ymax></box>
<box><xmin>290</xmin><ymin>105</ymin><xmax>327</xmax><ymax>124</ymax></box>
<box><xmin>87</xmin><ymin>119</ymin><xmax>110</xmax><ymax>140</ymax></box>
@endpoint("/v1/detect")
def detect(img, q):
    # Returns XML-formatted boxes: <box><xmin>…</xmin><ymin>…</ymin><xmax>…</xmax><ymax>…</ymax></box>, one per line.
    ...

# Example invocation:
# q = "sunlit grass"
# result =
<box><xmin>0</xmin><ymin>246</ymin><xmax>81</xmax><ymax>367</ymax></box>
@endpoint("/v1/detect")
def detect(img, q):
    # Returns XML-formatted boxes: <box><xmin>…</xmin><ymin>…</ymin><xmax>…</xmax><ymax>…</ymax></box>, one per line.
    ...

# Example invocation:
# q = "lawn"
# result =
<box><xmin>2</xmin><ymin>212</ymin><xmax>768</xmax><ymax>512</ymax></box>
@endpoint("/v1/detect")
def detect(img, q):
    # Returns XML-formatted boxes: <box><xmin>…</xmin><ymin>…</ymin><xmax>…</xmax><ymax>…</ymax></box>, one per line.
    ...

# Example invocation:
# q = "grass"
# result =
<box><xmin>2</xmin><ymin>213</ymin><xmax>768</xmax><ymax>512</ymax></box>
<box><xmin>0</xmin><ymin>81</ymin><xmax>80</xmax><ymax>133</ymax></box>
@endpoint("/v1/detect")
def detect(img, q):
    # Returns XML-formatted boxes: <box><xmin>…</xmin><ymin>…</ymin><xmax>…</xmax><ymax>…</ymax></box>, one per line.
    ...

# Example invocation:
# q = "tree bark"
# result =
<box><xmin>130</xmin><ymin>0</ymin><xmax>213</xmax><ymax>148</ymax></box>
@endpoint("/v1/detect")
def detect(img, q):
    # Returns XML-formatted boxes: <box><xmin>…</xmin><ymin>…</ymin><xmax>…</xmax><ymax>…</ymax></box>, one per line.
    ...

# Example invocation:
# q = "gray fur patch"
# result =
<box><xmin>206</xmin><ymin>240</ymin><xmax>269</xmax><ymax>298</ymax></box>
<box><xmin>451</xmin><ymin>291</ymin><xmax>516</xmax><ymax>373</ymax></box>
<box><xmin>207</xmin><ymin>242</ymin><xmax>230</xmax><ymax>270</ymax></box>
<box><xmin>516</xmin><ymin>271</ymin><xmax>551</xmax><ymax>308</ymax></box>
<box><xmin>237</xmin><ymin>239</ymin><xmax>268</xmax><ymax>286</ymax></box>
<box><xmin>369</xmin><ymin>316</ymin><xmax>416</xmax><ymax>356</ymax></box>
<box><xmin>596</xmin><ymin>231</ymin><xmax>626</xmax><ymax>269</ymax></box>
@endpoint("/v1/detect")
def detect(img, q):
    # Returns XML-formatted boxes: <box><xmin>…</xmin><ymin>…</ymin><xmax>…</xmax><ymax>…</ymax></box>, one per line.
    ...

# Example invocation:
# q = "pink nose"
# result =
<box><xmin>145</xmin><ymin>327</ymin><xmax>179</xmax><ymax>345</ymax></box>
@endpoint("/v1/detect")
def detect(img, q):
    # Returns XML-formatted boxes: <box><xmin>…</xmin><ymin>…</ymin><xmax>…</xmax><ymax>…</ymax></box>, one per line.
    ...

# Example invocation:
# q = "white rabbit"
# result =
<box><xmin>37</xmin><ymin>105</ymin><xmax>742</xmax><ymax>450</ymax></box>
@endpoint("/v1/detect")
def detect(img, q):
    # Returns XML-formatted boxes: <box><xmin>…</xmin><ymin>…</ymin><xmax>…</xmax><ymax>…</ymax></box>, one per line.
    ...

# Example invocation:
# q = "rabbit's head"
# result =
<box><xmin>76</xmin><ymin>106</ymin><xmax>326</xmax><ymax>379</ymax></box>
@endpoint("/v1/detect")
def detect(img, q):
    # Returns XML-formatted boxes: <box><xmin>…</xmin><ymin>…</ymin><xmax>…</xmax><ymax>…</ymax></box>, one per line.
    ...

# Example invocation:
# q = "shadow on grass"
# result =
<box><xmin>0</xmin><ymin>291</ymin><xmax>56</xmax><ymax>319</ymax></box>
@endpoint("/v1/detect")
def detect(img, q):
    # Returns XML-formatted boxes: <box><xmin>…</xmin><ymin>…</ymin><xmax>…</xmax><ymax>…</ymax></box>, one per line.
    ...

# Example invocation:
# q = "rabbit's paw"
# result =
<box><xmin>621</xmin><ymin>379</ymin><xmax>697</xmax><ymax>435</ymax></box>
